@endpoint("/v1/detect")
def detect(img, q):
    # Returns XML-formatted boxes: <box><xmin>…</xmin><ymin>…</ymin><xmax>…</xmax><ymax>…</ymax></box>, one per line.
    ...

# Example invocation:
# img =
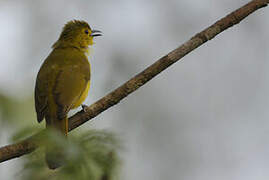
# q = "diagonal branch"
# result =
<box><xmin>0</xmin><ymin>0</ymin><xmax>268</xmax><ymax>163</ymax></box>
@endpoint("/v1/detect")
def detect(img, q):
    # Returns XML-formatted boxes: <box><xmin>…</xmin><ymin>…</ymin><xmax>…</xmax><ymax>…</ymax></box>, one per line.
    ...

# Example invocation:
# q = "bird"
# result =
<box><xmin>34</xmin><ymin>20</ymin><xmax>102</xmax><ymax>169</ymax></box>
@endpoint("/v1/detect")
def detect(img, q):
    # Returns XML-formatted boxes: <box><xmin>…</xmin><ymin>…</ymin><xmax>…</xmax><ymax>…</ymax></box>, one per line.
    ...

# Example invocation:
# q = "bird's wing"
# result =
<box><xmin>51</xmin><ymin>63</ymin><xmax>90</xmax><ymax>121</ymax></box>
<box><xmin>35</xmin><ymin>74</ymin><xmax>48</xmax><ymax>123</ymax></box>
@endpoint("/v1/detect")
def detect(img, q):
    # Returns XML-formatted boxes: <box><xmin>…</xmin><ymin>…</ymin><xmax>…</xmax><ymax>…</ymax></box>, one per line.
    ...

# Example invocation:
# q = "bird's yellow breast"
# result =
<box><xmin>71</xmin><ymin>58</ymin><xmax>91</xmax><ymax>109</ymax></box>
<box><xmin>71</xmin><ymin>80</ymin><xmax>90</xmax><ymax>109</ymax></box>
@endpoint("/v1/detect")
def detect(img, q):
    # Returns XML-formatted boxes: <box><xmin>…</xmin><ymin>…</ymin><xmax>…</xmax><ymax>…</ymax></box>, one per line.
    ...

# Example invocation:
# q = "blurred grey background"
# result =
<box><xmin>0</xmin><ymin>0</ymin><xmax>269</xmax><ymax>179</ymax></box>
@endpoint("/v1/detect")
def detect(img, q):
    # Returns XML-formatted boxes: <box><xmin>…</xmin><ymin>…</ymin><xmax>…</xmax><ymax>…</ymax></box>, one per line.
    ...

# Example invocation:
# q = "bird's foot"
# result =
<box><xmin>81</xmin><ymin>104</ymin><xmax>88</xmax><ymax>112</ymax></box>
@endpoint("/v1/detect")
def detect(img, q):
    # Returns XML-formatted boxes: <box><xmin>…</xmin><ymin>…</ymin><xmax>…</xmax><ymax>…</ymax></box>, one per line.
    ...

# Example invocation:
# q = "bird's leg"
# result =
<box><xmin>81</xmin><ymin>104</ymin><xmax>88</xmax><ymax>112</ymax></box>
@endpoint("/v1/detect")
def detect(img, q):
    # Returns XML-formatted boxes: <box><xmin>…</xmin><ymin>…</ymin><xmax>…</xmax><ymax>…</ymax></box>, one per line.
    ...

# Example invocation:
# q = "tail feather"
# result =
<box><xmin>45</xmin><ymin>115</ymin><xmax>68</xmax><ymax>169</ymax></box>
<box><xmin>45</xmin><ymin>149</ymin><xmax>64</xmax><ymax>169</ymax></box>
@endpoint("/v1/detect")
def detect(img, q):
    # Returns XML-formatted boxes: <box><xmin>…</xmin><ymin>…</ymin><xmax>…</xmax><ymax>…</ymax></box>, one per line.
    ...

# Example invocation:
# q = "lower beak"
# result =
<box><xmin>91</xmin><ymin>30</ymin><xmax>102</xmax><ymax>37</ymax></box>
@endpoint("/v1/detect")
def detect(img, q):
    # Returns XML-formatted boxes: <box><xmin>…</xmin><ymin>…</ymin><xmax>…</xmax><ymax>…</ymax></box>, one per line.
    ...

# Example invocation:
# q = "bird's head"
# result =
<box><xmin>52</xmin><ymin>20</ymin><xmax>102</xmax><ymax>51</ymax></box>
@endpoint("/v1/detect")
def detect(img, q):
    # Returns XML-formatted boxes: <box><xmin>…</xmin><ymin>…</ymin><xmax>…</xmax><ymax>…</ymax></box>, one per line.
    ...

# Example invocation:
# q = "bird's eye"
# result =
<box><xmin>85</xmin><ymin>30</ymin><xmax>89</xmax><ymax>34</ymax></box>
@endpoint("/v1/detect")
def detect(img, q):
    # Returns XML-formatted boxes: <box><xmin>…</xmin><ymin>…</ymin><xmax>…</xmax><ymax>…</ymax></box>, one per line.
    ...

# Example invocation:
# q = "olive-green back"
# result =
<box><xmin>34</xmin><ymin>48</ymin><xmax>90</xmax><ymax>125</ymax></box>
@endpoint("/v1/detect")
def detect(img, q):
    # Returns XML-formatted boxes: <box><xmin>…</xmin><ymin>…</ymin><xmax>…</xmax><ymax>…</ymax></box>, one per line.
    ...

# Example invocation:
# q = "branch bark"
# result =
<box><xmin>0</xmin><ymin>0</ymin><xmax>268</xmax><ymax>163</ymax></box>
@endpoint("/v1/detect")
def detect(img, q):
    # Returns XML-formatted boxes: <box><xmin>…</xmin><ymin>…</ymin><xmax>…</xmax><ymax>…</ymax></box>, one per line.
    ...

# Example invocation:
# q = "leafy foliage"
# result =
<box><xmin>0</xmin><ymin>93</ymin><xmax>36</xmax><ymax>126</ymax></box>
<box><xmin>15</xmin><ymin>129</ymin><xmax>121</xmax><ymax>180</ymax></box>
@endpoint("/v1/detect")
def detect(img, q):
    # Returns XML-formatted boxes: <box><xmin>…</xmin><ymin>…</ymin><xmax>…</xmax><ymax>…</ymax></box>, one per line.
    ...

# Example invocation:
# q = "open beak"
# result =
<box><xmin>91</xmin><ymin>29</ymin><xmax>102</xmax><ymax>37</ymax></box>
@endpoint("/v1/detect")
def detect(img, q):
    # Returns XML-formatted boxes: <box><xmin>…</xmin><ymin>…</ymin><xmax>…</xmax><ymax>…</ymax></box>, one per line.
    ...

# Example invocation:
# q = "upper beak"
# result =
<box><xmin>91</xmin><ymin>29</ymin><xmax>102</xmax><ymax>37</ymax></box>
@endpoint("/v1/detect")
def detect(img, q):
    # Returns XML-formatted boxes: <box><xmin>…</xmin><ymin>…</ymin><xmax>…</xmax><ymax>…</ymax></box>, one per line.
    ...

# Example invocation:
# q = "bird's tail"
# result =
<box><xmin>45</xmin><ymin>115</ymin><xmax>68</xmax><ymax>169</ymax></box>
<box><xmin>45</xmin><ymin>147</ymin><xmax>64</xmax><ymax>169</ymax></box>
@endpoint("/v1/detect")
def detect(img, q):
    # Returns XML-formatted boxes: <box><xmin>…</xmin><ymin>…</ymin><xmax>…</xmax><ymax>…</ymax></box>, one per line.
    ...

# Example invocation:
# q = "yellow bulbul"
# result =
<box><xmin>34</xmin><ymin>20</ymin><xmax>101</xmax><ymax>169</ymax></box>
